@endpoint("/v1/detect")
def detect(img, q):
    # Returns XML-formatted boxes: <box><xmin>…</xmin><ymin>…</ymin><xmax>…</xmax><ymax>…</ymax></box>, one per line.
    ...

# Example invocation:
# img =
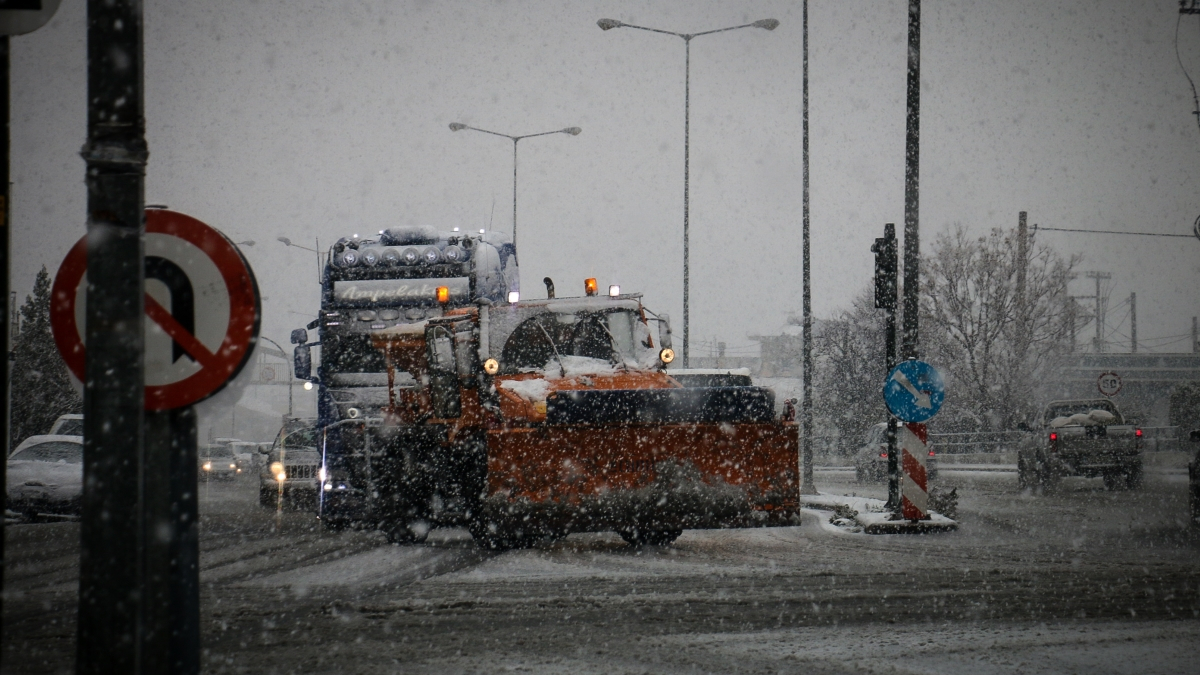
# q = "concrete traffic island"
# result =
<box><xmin>800</xmin><ymin>492</ymin><xmax>958</xmax><ymax>535</ymax></box>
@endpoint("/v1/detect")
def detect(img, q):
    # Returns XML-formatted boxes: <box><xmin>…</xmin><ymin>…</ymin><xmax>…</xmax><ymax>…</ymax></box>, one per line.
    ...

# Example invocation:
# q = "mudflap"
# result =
<box><xmin>478</xmin><ymin>421</ymin><xmax>800</xmax><ymax>543</ymax></box>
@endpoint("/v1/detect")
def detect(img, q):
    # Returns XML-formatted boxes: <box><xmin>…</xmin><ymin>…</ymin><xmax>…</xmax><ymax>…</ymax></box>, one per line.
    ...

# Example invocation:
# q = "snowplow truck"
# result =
<box><xmin>350</xmin><ymin>283</ymin><xmax>800</xmax><ymax>549</ymax></box>
<box><xmin>289</xmin><ymin>226</ymin><xmax>519</xmax><ymax>532</ymax></box>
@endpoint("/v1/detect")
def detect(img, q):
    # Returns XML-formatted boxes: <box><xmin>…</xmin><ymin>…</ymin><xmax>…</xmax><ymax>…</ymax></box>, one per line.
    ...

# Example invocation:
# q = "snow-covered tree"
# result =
<box><xmin>812</xmin><ymin>287</ymin><xmax>889</xmax><ymax>454</ymax></box>
<box><xmin>920</xmin><ymin>225</ymin><xmax>1077</xmax><ymax>430</ymax></box>
<box><xmin>11</xmin><ymin>266</ymin><xmax>81</xmax><ymax>445</ymax></box>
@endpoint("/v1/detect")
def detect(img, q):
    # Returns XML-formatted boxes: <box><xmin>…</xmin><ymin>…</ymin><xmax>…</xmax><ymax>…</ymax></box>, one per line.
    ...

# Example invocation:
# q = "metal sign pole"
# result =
<box><xmin>79</xmin><ymin>0</ymin><xmax>148</xmax><ymax>672</ymax></box>
<box><xmin>0</xmin><ymin>33</ymin><xmax>9</xmax><ymax>659</ymax></box>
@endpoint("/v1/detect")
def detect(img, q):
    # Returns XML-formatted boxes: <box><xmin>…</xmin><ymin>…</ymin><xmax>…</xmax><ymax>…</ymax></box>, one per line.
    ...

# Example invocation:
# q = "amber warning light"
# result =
<box><xmin>436</xmin><ymin>286</ymin><xmax>450</xmax><ymax>303</ymax></box>
<box><xmin>584</xmin><ymin>278</ymin><xmax>598</xmax><ymax>296</ymax></box>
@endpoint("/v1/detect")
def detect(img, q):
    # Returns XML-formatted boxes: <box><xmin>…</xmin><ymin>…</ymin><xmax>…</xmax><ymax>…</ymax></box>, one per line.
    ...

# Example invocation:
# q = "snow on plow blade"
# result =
<box><xmin>482</xmin><ymin>412</ymin><xmax>800</xmax><ymax>536</ymax></box>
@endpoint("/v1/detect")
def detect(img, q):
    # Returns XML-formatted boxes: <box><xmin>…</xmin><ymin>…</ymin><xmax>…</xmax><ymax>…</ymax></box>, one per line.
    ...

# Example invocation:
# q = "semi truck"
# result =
<box><xmin>289</xmin><ymin>226</ymin><xmax>518</xmax><ymax>531</ymax></box>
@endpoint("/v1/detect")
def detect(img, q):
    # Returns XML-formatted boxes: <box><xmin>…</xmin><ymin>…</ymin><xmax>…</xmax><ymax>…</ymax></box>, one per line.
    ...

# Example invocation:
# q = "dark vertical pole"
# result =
<box><xmin>682</xmin><ymin>37</ymin><xmax>691</xmax><ymax>368</ymax></box>
<box><xmin>800</xmin><ymin>0</ymin><xmax>815</xmax><ymax>494</ymax></box>
<box><xmin>1130</xmin><ymin>292</ymin><xmax>1137</xmax><ymax>354</ymax></box>
<box><xmin>169</xmin><ymin>408</ymin><xmax>200</xmax><ymax>674</ymax></box>
<box><xmin>1068</xmin><ymin>299</ymin><xmax>1076</xmax><ymax>353</ymax></box>
<box><xmin>901</xmin><ymin>0</ymin><xmax>921</xmax><ymax>360</ymax></box>
<box><xmin>0</xmin><ymin>34</ymin><xmax>9</xmax><ymax>652</ymax></box>
<box><xmin>511</xmin><ymin>138</ymin><xmax>518</xmax><ymax>251</ymax></box>
<box><xmin>873</xmin><ymin>224</ymin><xmax>899</xmax><ymax>511</ymax></box>
<box><xmin>79</xmin><ymin>1</ymin><xmax>147</xmax><ymax>673</ymax></box>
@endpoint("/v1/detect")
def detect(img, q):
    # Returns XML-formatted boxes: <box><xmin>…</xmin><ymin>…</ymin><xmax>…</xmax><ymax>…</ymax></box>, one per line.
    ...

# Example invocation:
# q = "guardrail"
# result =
<box><xmin>928</xmin><ymin>426</ymin><xmax>1188</xmax><ymax>453</ymax></box>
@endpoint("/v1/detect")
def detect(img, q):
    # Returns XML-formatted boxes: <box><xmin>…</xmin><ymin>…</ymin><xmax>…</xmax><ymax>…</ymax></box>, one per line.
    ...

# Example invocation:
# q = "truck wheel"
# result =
<box><xmin>1125</xmin><ymin>463</ymin><xmax>1144</xmax><ymax>490</ymax></box>
<box><xmin>1102</xmin><ymin>472</ymin><xmax>1122</xmax><ymax>491</ymax></box>
<box><xmin>468</xmin><ymin>519</ymin><xmax>538</xmax><ymax>551</ymax></box>
<box><xmin>1036</xmin><ymin>460</ymin><xmax>1060</xmax><ymax>491</ymax></box>
<box><xmin>258</xmin><ymin>485</ymin><xmax>276</xmax><ymax>507</ymax></box>
<box><xmin>617</xmin><ymin>528</ymin><xmax>682</xmax><ymax>547</ymax></box>
<box><xmin>1017</xmin><ymin>457</ymin><xmax>1032</xmax><ymax>490</ymax></box>
<box><xmin>384</xmin><ymin>519</ymin><xmax>430</xmax><ymax>545</ymax></box>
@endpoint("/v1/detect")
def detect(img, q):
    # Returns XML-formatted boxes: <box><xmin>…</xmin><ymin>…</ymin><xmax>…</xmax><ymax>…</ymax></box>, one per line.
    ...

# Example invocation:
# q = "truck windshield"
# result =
<box><xmin>500</xmin><ymin>309</ymin><xmax>642</xmax><ymax>373</ymax></box>
<box><xmin>282</xmin><ymin>428</ymin><xmax>318</xmax><ymax>449</ymax></box>
<box><xmin>322</xmin><ymin>332</ymin><xmax>389</xmax><ymax>375</ymax></box>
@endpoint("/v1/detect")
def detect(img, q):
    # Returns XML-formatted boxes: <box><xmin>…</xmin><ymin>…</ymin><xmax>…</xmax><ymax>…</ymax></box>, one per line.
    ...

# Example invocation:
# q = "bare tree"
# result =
<box><xmin>921</xmin><ymin>225</ymin><xmax>1077</xmax><ymax>430</ymax></box>
<box><xmin>812</xmin><ymin>287</ymin><xmax>889</xmax><ymax>454</ymax></box>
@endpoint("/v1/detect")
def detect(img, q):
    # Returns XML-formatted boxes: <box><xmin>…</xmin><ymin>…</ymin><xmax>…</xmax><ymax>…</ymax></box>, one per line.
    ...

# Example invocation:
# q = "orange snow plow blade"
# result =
<box><xmin>483</xmin><ymin>419</ymin><xmax>799</xmax><ymax>534</ymax></box>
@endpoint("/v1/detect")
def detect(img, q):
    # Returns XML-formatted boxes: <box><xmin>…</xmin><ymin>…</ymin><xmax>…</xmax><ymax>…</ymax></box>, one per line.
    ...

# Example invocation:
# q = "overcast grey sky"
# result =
<box><xmin>12</xmin><ymin>0</ymin><xmax>1200</xmax><ymax>356</ymax></box>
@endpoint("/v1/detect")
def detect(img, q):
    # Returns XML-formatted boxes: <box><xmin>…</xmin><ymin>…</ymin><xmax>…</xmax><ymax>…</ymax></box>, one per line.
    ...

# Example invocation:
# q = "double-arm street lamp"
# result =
<box><xmin>449</xmin><ymin>123</ymin><xmax>581</xmax><ymax>251</ymax></box>
<box><xmin>598</xmin><ymin>17</ymin><xmax>778</xmax><ymax>367</ymax></box>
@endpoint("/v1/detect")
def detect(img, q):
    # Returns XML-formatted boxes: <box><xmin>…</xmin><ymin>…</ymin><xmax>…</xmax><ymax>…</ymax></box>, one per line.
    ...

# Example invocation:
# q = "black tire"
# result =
<box><xmin>1017</xmin><ymin>456</ymin><xmax>1032</xmax><ymax>490</ymax></box>
<box><xmin>617</xmin><ymin>528</ymin><xmax>682</xmax><ymax>547</ymax></box>
<box><xmin>468</xmin><ymin>518</ymin><xmax>539</xmax><ymax>551</ymax></box>
<box><xmin>1036</xmin><ymin>459</ymin><xmax>1060</xmax><ymax>491</ymax></box>
<box><xmin>1125</xmin><ymin>462</ymin><xmax>1144</xmax><ymax>490</ymax></box>
<box><xmin>1102</xmin><ymin>471</ymin><xmax>1122</xmax><ymax>491</ymax></box>
<box><xmin>259</xmin><ymin>484</ymin><xmax>276</xmax><ymax>507</ymax></box>
<box><xmin>383</xmin><ymin>519</ymin><xmax>430</xmax><ymax>545</ymax></box>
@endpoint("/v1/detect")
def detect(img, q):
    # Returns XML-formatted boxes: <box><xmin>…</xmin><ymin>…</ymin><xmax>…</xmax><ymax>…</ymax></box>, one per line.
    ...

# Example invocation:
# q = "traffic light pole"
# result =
<box><xmin>79</xmin><ymin>1</ymin><xmax>148</xmax><ymax>672</ymax></box>
<box><xmin>873</xmin><ymin>224</ymin><xmax>900</xmax><ymax>511</ymax></box>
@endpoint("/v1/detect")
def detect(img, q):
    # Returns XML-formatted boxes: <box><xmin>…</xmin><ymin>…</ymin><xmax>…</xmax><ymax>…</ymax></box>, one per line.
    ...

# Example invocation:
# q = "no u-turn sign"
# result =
<box><xmin>50</xmin><ymin>209</ymin><xmax>261</xmax><ymax>410</ymax></box>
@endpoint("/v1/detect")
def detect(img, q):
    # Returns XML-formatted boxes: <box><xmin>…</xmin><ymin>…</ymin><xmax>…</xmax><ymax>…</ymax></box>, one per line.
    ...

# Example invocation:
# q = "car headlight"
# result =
<box><xmin>270</xmin><ymin>461</ymin><xmax>284</xmax><ymax>477</ymax></box>
<box><xmin>276</xmin><ymin>472</ymin><xmax>287</xmax><ymax>482</ymax></box>
<box><xmin>229</xmin><ymin>463</ymin><xmax>236</xmax><ymax>469</ymax></box>
<box><xmin>202</xmin><ymin>462</ymin><xmax>212</xmax><ymax>471</ymax></box>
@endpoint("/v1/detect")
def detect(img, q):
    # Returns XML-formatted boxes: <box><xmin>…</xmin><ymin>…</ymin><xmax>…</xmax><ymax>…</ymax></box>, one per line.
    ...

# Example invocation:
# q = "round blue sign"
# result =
<box><xmin>883</xmin><ymin>360</ymin><xmax>945</xmax><ymax>423</ymax></box>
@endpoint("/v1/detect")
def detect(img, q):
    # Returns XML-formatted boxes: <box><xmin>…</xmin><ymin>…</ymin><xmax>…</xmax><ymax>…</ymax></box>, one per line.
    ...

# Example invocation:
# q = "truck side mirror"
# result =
<box><xmin>294</xmin><ymin>344</ymin><xmax>312</xmax><ymax>381</ymax></box>
<box><xmin>657</xmin><ymin>313</ymin><xmax>673</xmax><ymax>350</ymax></box>
<box><xmin>291</xmin><ymin>328</ymin><xmax>309</xmax><ymax>345</ymax></box>
<box><xmin>1190</xmin><ymin>430</ymin><xmax>1200</xmax><ymax>442</ymax></box>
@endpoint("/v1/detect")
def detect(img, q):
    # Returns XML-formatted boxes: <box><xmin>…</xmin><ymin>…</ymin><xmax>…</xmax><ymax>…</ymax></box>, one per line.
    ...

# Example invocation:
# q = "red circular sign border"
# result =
<box><xmin>1096</xmin><ymin>371</ymin><xmax>1122</xmax><ymax>397</ymax></box>
<box><xmin>50</xmin><ymin>209</ymin><xmax>261</xmax><ymax>410</ymax></box>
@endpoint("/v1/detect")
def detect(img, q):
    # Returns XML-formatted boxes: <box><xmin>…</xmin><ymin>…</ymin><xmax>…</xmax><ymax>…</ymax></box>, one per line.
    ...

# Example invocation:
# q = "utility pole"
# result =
<box><xmin>901</xmin><ymin>0</ymin><xmax>921</xmax><ymax>360</ymax></box>
<box><xmin>1085</xmin><ymin>271</ymin><xmax>1111</xmax><ymax>353</ymax></box>
<box><xmin>1015</xmin><ymin>212</ymin><xmax>1029</xmax><ymax>363</ymax></box>
<box><xmin>1130</xmin><ymin>292</ymin><xmax>1137</xmax><ymax>354</ymax></box>
<box><xmin>800</xmin><ymin>0</ymin><xmax>816</xmax><ymax>495</ymax></box>
<box><xmin>1067</xmin><ymin>298</ymin><xmax>1076</xmax><ymax>353</ymax></box>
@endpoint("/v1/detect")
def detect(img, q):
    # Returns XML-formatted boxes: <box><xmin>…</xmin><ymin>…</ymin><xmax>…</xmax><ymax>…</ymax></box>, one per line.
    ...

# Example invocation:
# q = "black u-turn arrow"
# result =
<box><xmin>145</xmin><ymin>256</ymin><xmax>195</xmax><ymax>363</ymax></box>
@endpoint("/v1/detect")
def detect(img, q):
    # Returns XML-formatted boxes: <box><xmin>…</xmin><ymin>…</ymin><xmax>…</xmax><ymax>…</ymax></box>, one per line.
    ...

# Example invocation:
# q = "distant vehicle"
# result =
<box><xmin>853</xmin><ymin>422</ymin><xmax>938</xmax><ymax>483</ymax></box>
<box><xmin>228</xmin><ymin>441</ymin><xmax>259</xmax><ymax>474</ymax></box>
<box><xmin>1017</xmin><ymin>399</ymin><xmax>1142</xmax><ymax>490</ymax></box>
<box><xmin>7</xmin><ymin>434</ymin><xmax>84</xmax><ymax>518</ymax></box>
<box><xmin>260</xmin><ymin>419</ymin><xmax>321</xmax><ymax>507</ymax></box>
<box><xmin>48</xmin><ymin>414</ymin><xmax>83</xmax><ymax>437</ymax></box>
<box><xmin>199</xmin><ymin>443</ymin><xmax>239</xmax><ymax>480</ymax></box>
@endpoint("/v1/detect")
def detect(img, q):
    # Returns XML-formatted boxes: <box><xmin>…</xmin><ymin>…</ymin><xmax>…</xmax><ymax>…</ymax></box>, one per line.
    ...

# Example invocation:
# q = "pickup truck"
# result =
<box><xmin>1017</xmin><ymin>399</ymin><xmax>1142</xmax><ymax>491</ymax></box>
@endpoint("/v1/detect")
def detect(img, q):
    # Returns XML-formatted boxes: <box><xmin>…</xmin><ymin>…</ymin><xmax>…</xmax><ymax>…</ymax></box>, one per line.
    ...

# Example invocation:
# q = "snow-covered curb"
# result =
<box><xmin>800</xmin><ymin>492</ymin><xmax>957</xmax><ymax>535</ymax></box>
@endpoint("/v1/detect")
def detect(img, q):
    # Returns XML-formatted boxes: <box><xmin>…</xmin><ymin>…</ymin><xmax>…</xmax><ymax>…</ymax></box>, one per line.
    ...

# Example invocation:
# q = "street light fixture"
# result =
<box><xmin>277</xmin><ymin>236</ymin><xmax>323</xmax><ymax>282</ymax></box>
<box><xmin>598</xmin><ymin>17</ymin><xmax>778</xmax><ymax>368</ymax></box>
<box><xmin>449</xmin><ymin>122</ymin><xmax>581</xmax><ymax>251</ymax></box>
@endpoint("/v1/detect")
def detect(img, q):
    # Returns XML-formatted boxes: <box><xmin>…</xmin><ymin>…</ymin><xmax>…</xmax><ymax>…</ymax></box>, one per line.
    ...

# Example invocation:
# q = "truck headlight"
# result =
<box><xmin>202</xmin><ymin>462</ymin><xmax>212</xmax><ymax>471</ymax></box>
<box><xmin>483</xmin><ymin>358</ymin><xmax>499</xmax><ymax>375</ymax></box>
<box><xmin>270</xmin><ymin>461</ymin><xmax>284</xmax><ymax>477</ymax></box>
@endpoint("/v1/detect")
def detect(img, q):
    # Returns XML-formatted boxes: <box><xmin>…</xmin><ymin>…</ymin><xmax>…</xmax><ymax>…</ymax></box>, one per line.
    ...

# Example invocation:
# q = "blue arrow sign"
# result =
<box><xmin>883</xmin><ymin>360</ymin><xmax>945</xmax><ymax>423</ymax></box>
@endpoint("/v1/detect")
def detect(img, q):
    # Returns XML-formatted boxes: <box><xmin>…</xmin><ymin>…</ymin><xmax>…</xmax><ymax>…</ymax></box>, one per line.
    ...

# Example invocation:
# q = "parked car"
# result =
<box><xmin>854</xmin><ymin>422</ymin><xmax>938</xmax><ymax>483</ymax></box>
<box><xmin>199</xmin><ymin>443</ymin><xmax>239</xmax><ymax>480</ymax></box>
<box><xmin>260</xmin><ymin>419</ymin><xmax>321</xmax><ymax>507</ymax></box>
<box><xmin>48</xmin><ymin>414</ymin><xmax>83</xmax><ymax>436</ymax></box>
<box><xmin>7</xmin><ymin>434</ymin><xmax>84</xmax><ymax>518</ymax></box>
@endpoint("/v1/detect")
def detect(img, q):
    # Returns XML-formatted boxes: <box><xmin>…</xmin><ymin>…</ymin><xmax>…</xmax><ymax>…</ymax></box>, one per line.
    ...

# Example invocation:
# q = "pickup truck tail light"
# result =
<box><xmin>928</xmin><ymin>449</ymin><xmax>936</xmax><ymax>457</ymax></box>
<box><xmin>1135</xmin><ymin>428</ymin><xmax>1143</xmax><ymax>438</ymax></box>
<box><xmin>879</xmin><ymin>452</ymin><xmax>887</xmax><ymax>458</ymax></box>
<box><xmin>1049</xmin><ymin>431</ymin><xmax>1058</xmax><ymax>451</ymax></box>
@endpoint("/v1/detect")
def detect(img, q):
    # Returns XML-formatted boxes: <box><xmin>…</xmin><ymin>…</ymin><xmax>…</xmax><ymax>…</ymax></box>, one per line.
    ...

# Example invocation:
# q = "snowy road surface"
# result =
<box><xmin>4</xmin><ymin>466</ymin><xmax>1198</xmax><ymax>674</ymax></box>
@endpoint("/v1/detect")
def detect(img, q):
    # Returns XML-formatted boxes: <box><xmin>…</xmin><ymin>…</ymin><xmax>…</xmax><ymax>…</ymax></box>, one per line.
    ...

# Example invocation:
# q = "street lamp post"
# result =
<box><xmin>598</xmin><ymin>17</ymin><xmax>778</xmax><ymax>368</ymax></box>
<box><xmin>449</xmin><ymin>123</ymin><xmax>581</xmax><ymax>251</ymax></box>
<box><xmin>277</xmin><ymin>236</ymin><xmax>323</xmax><ymax>283</ymax></box>
<box><xmin>258</xmin><ymin>336</ymin><xmax>293</xmax><ymax>418</ymax></box>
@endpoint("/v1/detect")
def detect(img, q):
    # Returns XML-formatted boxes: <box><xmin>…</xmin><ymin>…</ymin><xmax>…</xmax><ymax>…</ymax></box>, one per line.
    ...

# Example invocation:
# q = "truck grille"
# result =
<box><xmin>286</xmin><ymin>465</ymin><xmax>317</xmax><ymax>480</ymax></box>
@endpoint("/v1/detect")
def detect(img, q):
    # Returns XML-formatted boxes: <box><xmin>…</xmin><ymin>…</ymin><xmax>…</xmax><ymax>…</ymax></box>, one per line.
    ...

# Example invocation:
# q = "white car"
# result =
<box><xmin>7</xmin><ymin>434</ymin><xmax>84</xmax><ymax>518</ymax></box>
<box><xmin>48</xmin><ymin>414</ymin><xmax>84</xmax><ymax>436</ymax></box>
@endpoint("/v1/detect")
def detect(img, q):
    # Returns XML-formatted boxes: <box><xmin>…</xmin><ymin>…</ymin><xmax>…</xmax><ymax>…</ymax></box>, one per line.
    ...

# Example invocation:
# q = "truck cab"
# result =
<box><xmin>291</xmin><ymin>226</ymin><xmax>518</xmax><ymax>528</ymax></box>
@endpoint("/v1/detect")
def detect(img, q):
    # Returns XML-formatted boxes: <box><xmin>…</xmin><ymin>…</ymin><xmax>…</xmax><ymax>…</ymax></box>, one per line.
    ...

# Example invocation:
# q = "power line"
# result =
<box><xmin>1033</xmin><ymin>224</ymin><xmax>1193</xmax><ymax>238</ymax></box>
<box><xmin>1177</xmin><ymin>8</ymin><xmax>1200</xmax><ymax>135</ymax></box>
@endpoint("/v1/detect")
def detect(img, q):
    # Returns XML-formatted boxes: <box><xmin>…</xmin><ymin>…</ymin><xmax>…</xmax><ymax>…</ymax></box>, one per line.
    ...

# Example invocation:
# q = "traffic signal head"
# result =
<box><xmin>872</xmin><ymin>231</ymin><xmax>897</xmax><ymax>310</ymax></box>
